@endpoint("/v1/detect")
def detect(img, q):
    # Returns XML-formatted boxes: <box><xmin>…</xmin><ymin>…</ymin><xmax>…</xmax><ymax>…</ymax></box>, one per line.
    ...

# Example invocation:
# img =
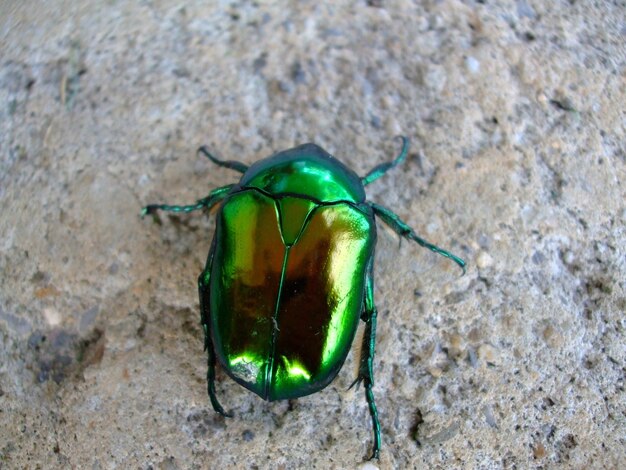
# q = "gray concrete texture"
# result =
<box><xmin>1</xmin><ymin>1</ymin><xmax>624</xmax><ymax>468</ymax></box>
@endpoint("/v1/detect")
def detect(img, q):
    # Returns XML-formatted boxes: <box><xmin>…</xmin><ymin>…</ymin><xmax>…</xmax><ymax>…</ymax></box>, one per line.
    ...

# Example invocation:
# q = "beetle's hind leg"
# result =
<box><xmin>370</xmin><ymin>202</ymin><xmax>466</xmax><ymax>274</ymax></box>
<box><xmin>198</xmin><ymin>146</ymin><xmax>249</xmax><ymax>174</ymax></box>
<box><xmin>350</xmin><ymin>258</ymin><xmax>381</xmax><ymax>460</ymax></box>
<box><xmin>206</xmin><ymin>337</ymin><xmax>231</xmax><ymax>417</ymax></box>
<box><xmin>199</xmin><ymin>269</ymin><xmax>232</xmax><ymax>417</ymax></box>
<box><xmin>141</xmin><ymin>184</ymin><xmax>233</xmax><ymax>217</ymax></box>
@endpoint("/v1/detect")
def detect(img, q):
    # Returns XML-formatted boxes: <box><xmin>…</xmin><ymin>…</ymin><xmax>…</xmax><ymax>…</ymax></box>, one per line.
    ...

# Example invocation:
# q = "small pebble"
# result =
<box><xmin>359</xmin><ymin>462</ymin><xmax>379</xmax><ymax>470</ymax></box>
<box><xmin>476</xmin><ymin>251</ymin><xmax>494</xmax><ymax>269</ymax></box>
<box><xmin>427</xmin><ymin>366</ymin><xmax>443</xmax><ymax>378</ymax></box>
<box><xmin>43</xmin><ymin>307</ymin><xmax>62</xmax><ymax>327</ymax></box>
<box><xmin>465</xmin><ymin>56</ymin><xmax>480</xmax><ymax>74</ymax></box>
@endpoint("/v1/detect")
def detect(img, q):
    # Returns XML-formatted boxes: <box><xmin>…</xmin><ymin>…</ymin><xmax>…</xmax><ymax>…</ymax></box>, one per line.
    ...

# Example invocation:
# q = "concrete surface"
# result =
<box><xmin>1</xmin><ymin>1</ymin><xmax>624</xmax><ymax>468</ymax></box>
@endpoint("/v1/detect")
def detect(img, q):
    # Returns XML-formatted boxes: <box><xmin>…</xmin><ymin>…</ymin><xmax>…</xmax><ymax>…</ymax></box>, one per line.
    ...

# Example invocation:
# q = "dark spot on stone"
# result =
<box><xmin>556</xmin><ymin>433</ymin><xmax>578</xmax><ymax>461</ymax></box>
<box><xmin>273</xmin><ymin>80</ymin><xmax>290</xmax><ymax>93</ymax></box>
<box><xmin>242</xmin><ymin>429</ymin><xmax>255</xmax><ymax>441</ymax></box>
<box><xmin>38</xmin><ymin>361</ymin><xmax>51</xmax><ymax>382</ymax></box>
<box><xmin>29</xmin><ymin>328</ymin><xmax>105</xmax><ymax>384</ymax></box>
<box><xmin>31</xmin><ymin>270</ymin><xmax>48</xmax><ymax>283</ymax></box>
<box><xmin>412</xmin><ymin>408</ymin><xmax>424</xmax><ymax>446</ymax></box>
<box><xmin>468</xmin><ymin>348</ymin><xmax>478</xmax><ymax>367</ymax></box>
<box><xmin>76</xmin><ymin>328</ymin><xmax>105</xmax><ymax>367</ymax></box>
<box><xmin>550</xmin><ymin>98</ymin><xmax>575</xmax><ymax>112</ymax></box>
<box><xmin>187</xmin><ymin>409</ymin><xmax>226</xmax><ymax>437</ymax></box>
<box><xmin>540</xmin><ymin>397</ymin><xmax>555</xmax><ymax>410</ymax></box>
<box><xmin>523</xmin><ymin>31</ymin><xmax>536</xmax><ymax>41</ymax></box>
<box><xmin>172</xmin><ymin>67</ymin><xmax>190</xmax><ymax>78</ymax></box>
<box><xmin>253</xmin><ymin>53</ymin><xmax>267</xmax><ymax>73</ymax></box>
<box><xmin>532</xmin><ymin>251</ymin><xmax>545</xmax><ymax>264</ymax></box>
<box><xmin>445</xmin><ymin>290</ymin><xmax>468</xmax><ymax>304</ymax></box>
<box><xmin>367</xmin><ymin>0</ymin><xmax>384</xmax><ymax>7</ymax></box>
<box><xmin>607</xmin><ymin>355</ymin><xmax>619</xmax><ymax>365</ymax></box>
<box><xmin>291</xmin><ymin>61</ymin><xmax>306</xmax><ymax>84</ymax></box>
<box><xmin>137</xmin><ymin>314</ymin><xmax>147</xmax><ymax>338</ymax></box>
<box><xmin>51</xmin><ymin>355</ymin><xmax>73</xmax><ymax>383</ymax></box>
<box><xmin>544</xmin><ymin>424</ymin><xmax>556</xmax><ymax>442</ymax></box>
<box><xmin>561</xmin><ymin>434</ymin><xmax>577</xmax><ymax>448</ymax></box>
<box><xmin>28</xmin><ymin>332</ymin><xmax>46</xmax><ymax>349</ymax></box>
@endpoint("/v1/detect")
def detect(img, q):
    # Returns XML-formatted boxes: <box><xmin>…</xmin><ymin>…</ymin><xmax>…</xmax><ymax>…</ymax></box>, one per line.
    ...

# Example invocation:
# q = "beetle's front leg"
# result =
<box><xmin>141</xmin><ymin>184</ymin><xmax>233</xmax><ymax>217</ymax></box>
<box><xmin>350</xmin><ymin>258</ymin><xmax>381</xmax><ymax>460</ymax></box>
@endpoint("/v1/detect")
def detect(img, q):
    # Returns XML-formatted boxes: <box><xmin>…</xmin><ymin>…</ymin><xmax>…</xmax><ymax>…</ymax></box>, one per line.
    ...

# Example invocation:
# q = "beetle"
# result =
<box><xmin>142</xmin><ymin>137</ymin><xmax>465</xmax><ymax>459</ymax></box>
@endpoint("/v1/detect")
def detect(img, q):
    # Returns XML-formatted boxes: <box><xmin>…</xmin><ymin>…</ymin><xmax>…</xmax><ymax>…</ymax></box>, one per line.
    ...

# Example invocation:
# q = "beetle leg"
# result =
<box><xmin>199</xmin><ymin>254</ymin><xmax>232</xmax><ymax>417</ymax></box>
<box><xmin>141</xmin><ymin>184</ymin><xmax>233</xmax><ymax>217</ymax></box>
<box><xmin>198</xmin><ymin>239</ymin><xmax>232</xmax><ymax>418</ymax></box>
<box><xmin>350</xmin><ymin>259</ymin><xmax>381</xmax><ymax>460</ymax></box>
<box><xmin>198</xmin><ymin>146</ymin><xmax>249</xmax><ymax>174</ymax></box>
<box><xmin>206</xmin><ymin>340</ymin><xmax>232</xmax><ymax>417</ymax></box>
<box><xmin>361</xmin><ymin>136</ymin><xmax>409</xmax><ymax>186</ymax></box>
<box><xmin>370</xmin><ymin>202</ymin><xmax>466</xmax><ymax>274</ymax></box>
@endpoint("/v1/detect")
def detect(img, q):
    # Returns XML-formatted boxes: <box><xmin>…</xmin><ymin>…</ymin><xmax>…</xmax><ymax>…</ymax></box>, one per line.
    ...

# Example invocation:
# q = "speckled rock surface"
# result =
<box><xmin>1</xmin><ymin>1</ymin><xmax>624</xmax><ymax>469</ymax></box>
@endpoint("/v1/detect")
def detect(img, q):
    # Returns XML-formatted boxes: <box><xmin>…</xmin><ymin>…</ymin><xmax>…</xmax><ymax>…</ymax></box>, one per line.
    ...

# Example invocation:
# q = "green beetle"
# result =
<box><xmin>143</xmin><ymin>137</ymin><xmax>465</xmax><ymax>459</ymax></box>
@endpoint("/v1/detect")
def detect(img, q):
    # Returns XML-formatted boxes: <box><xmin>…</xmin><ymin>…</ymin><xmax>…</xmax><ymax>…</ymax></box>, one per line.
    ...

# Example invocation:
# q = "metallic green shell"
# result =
<box><xmin>238</xmin><ymin>143</ymin><xmax>366</xmax><ymax>204</ymax></box>
<box><xmin>209</xmin><ymin>147</ymin><xmax>375</xmax><ymax>401</ymax></box>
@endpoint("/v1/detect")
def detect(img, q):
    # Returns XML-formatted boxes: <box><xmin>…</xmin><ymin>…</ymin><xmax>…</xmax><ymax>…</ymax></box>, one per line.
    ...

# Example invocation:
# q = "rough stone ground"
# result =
<box><xmin>1</xmin><ymin>1</ymin><xmax>624</xmax><ymax>469</ymax></box>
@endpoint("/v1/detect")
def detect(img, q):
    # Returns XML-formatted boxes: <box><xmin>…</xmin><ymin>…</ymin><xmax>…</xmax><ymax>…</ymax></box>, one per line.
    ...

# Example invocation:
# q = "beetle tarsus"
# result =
<box><xmin>362</xmin><ymin>135</ymin><xmax>410</xmax><ymax>186</ymax></box>
<box><xmin>365</xmin><ymin>381</ymin><xmax>381</xmax><ymax>460</ymax></box>
<box><xmin>141</xmin><ymin>205</ymin><xmax>160</xmax><ymax>217</ymax></box>
<box><xmin>212</xmin><ymin>401</ymin><xmax>233</xmax><ymax>419</ymax></box>
<box><xmin>212</xmin><ymin>402</ymin><xmax>233</xmax><ymax>418</ymax></box>
<box><xmin>207</xmin><ymin>353</ymin><xmax>232</xmax><ymax>418</ymax></box>
<box><xmin>348</xmin><ymin>376</ymin><xmax>363</xmax><ymax>391</ymax></box>
<box><xmin>358</xmin><ymin>262</ymin><xmax>382</xmax><ymax>460</ymax></box>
